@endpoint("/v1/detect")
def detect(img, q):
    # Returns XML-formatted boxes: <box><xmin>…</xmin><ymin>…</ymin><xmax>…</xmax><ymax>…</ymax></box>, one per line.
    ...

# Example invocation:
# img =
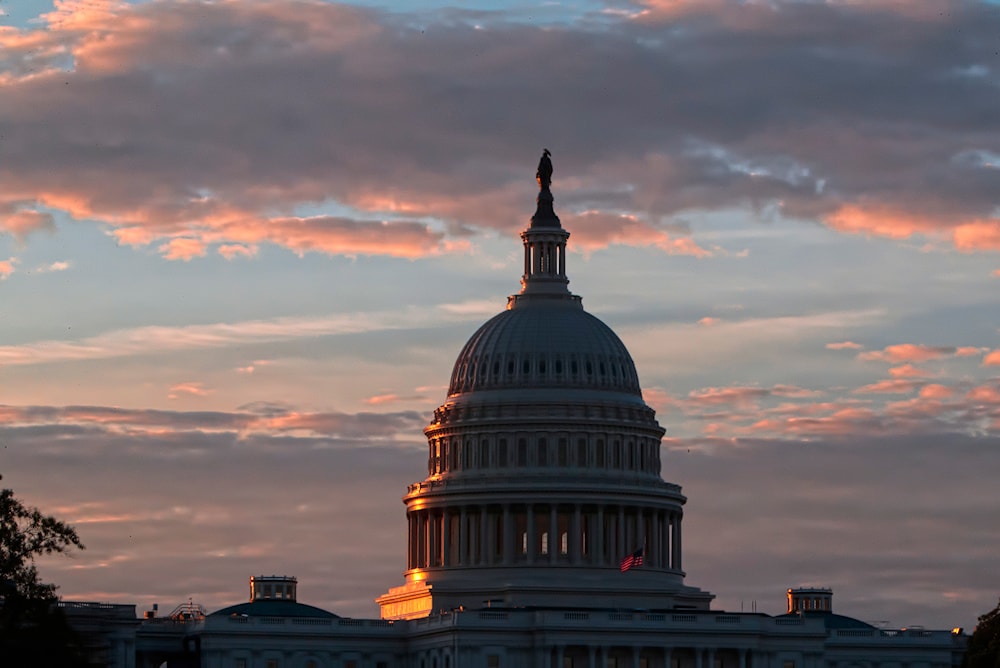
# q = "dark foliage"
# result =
<box><xmin>965</xmin><ymin>598</ymin><xmax>1000</xmax><ymax>668</ymax></box>
<box><xmin>0</xmin><ymin>479</ymin><xmax>88</xmax><ymax>666</ymax></box>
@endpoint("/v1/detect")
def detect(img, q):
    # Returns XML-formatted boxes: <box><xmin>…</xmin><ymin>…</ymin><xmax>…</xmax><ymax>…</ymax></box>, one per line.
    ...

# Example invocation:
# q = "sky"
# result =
<box><xmin>2</xmin><ymin>0</ymin><xmax>1000</xmax><ymax>631</ymax></box>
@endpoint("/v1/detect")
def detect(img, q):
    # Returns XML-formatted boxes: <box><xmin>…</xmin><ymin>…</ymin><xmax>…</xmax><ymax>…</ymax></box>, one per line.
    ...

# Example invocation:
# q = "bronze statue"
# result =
<box><xmin>536</xmin><ymin>149</ymin><xmax>553</xmax><ymax>190</ymax></box>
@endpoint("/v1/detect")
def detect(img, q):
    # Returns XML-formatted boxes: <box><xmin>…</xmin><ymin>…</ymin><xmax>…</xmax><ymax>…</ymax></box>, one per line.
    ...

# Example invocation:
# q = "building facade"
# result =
<box><xmin>79</xmin><ymin>156</ymin><xmax>966</xmax><ymax>668</ymax></box>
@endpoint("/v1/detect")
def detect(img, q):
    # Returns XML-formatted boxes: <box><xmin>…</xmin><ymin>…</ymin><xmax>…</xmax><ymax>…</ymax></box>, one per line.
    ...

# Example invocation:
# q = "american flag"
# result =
<box><xmin>619</xmin><ymin>547</ymin><xmax>644</xmax><ymax>572</ymax></box>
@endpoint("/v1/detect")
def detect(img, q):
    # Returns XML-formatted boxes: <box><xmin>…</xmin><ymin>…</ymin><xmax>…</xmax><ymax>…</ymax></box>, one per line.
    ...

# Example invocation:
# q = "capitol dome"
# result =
<box><xmin>448</xmin><ymin>299</ymin><xmax>642</xmax><ymax>398</ymax></box>
<box><xmin>377</xmin><ymin>152</ymin><xmax>713</xmax><ymax>620</ymax></box>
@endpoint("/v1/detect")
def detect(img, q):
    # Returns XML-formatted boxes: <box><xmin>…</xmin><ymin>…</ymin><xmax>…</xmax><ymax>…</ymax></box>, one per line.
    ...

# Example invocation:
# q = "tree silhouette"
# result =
<box><xmin>0</xmin><ymin>476</ymin><xmax>88</xmax><ymax>667</ymax></box>
<box><xmin>964</xmin><ymin>597</ymin><xmax>1000</xmax><ymax>668</ymax></box>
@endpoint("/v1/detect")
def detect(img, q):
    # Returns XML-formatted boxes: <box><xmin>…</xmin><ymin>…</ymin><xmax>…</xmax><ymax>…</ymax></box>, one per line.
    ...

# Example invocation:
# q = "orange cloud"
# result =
<box><xmin>825</xmin><ymin>205</ymin><xmax>939</xmax><ymax>241</ymax></box>
<box><xmin>1</xmin><ymin>208</ymin><xmax>55</xmax><ymax>238</ymax></box>
<box><xmin>697</xmin><ymin>317</ymin><xmax>720</xmax><ymax>327</ymax></box>
<box><xmin>567</xmin><ymin>211</ymin><xmax>711</xmax><ymax>257</ymax></box>
<box><xmin>0</xmin><ymin>258</ymin><xmax>15</xmax><ymax>280</ymax></box>
<box><xmin>919</xmin><ymin>384</ymin><xmax>953</xmax><ymax>399</ymax></box>
<box><xmin>953</xmin><ymin>221</ymin><xmax>1000</xmax><ymax>252</ymax></box>
<box><xmin>966</xmin><ymin>385</ymin><xmax>1000</xmax><ymax>404</ymax></box>
<box><xmin>888</xmin><ymin>364</ymin><xmax>932</xmax><ymax>378</ymax></box>
<box><xmin>982</xmin><ymin>350</ymin><xmax>1000</xmax><ymax>366</ymax></box>
<box><xmin>218</xmin><ymin>244</ymin><xmax>257</xmax><ymax>260</ymax></box>
<box><xmin>854</xmin><ymin>379</ymin><xmax>922</xmax><ymax>394</ymax></box>
<box><xmin>159</xmin><ymin>238</ymin><xmax>206</xmax><ymax>261</ymax></box>
<box><xmin>826</xmin><ymin>341</ymin><xmax>863</xmax><ymax>350</ymax></box>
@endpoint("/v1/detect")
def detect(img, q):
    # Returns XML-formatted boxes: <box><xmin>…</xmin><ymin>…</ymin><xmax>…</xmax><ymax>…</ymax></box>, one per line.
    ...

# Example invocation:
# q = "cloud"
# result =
<box><xmin>826</xmin><ymin>341</ymin><xmax>863</xmax><ymax>351</ymax></box>
<box><xmin>167</xmin><ymin>382</ymin><xmax>210</xmax><ymax>399</ymax></box>
<box><xmin>982</xmin><ymin>350</ymin><xmax>1000</xmax><ymax>367</ymax></box>
<box><xmin>158</xmin><ymin>237</ymin><xmax>206</xmax><ymax>261</ymax></box>
<box><xmin>217</xmin><ymin>244</ymin><xmax>257</xmax><ymax>260</ymax></box>
<box><xmin>697</xmin><ymin>317</ymin><xmax>720</xmax><ymax>327</ymax></box>
<box><xmin>888</xmin><ymin>364</ymin><xmax>932</xmax><ymax>378</ymax></box>
<box><xmin>0</xmin><ymin>304</ymin><xmax>486</xmax><ymax>367</ymax></box>
<box><xmin>0</xmin><ymin>258</ymin><xmax>15</xmax><ymax>279</ymax></box>
<box><xmin>854</xmin><ymin>379</ymin><xmax>924</xmax><ymax>395</ymax></box>
<box><xmin>36</xmin><ymin>260</ymin><xmax>72</xmax><ymax>273</ymax></box>
<box><xmin>859</xmin><ymin>344</ymin><xmax>962</xmax><ymax>363</ymax></box>
<box><xmin>0</xmin><ymin>0</ymin><xmax>999</xmax><ymax>261</ymax></box>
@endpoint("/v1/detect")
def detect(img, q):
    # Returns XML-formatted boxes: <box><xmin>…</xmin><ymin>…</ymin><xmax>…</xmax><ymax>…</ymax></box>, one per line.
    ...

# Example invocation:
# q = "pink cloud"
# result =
<box><xmin>217</xmin><ymin>244</ymin><xmax>257</xmax><ymax>260</ymax></box>
<box><xmin>953</xmin><ymin>221</ymin><xmax>1000</xmax><ymax>252</ymax></box>
<box><xmin>0</xmin><ymin>207</ymin><xmax>55</xmax><ymax>238</ymax></box>
<box><xmin>697</xmin><ymin>317</ymin><xmax>720</xmax><ymax>327</ymax></box>
<box><xmin>853</xmin><ymin>379</ymin><xmax>923</xmax><ymax>395</ymax></box>
<box><xmin>566</xmin><ymin>211</ymin><xmax>711</xmax><ymax>257</ymax></box>
<box><xmin>888</xmin><ymin>364</ymin><xmax>932</xmax><ymax>378</ymax></box>
<box><xmin>965</xmin><ymin>385</ymin><xmax>1000</xmax><ymax>404</ymax></box>
<box><xmin>826</xmin><ymin>341</ymin><xmax>863</xmax><ymax>350</ymax></box>
<box><xmin>687</xmin><ymin>386</ymin><xmax>770</xmax><ymax>406</ymax></box>
<box><xmin>0</xmin><ymin>258</ymin><xmax>15</xmax><ymax>280</ymax></box>
<box><xmin>159</xmin><ymin>238</ymin><xmax>206</xmax><ymax>261</ymax></box>
<box><xmin>825</xmin><ymin>205</ymin><xmax>928</xmax><ymax>240</ymax></box>
<box><xmin>919</xmin><ymin>384</ymin><xmax>954</xmax><ymax>399</ymax></box>
<box><xmin>955</xmin><ymin>347</ymin><xmax>984</xmax><ymax>358</ymax></box>
<box><xmin>982</xmin><ymin>350</ymin><xmax>1000</xmax><ymax>367</ymax></box>
<box><xmin>858</xmin><ymin>344</ymin><xmax>957</xmax><ymax>363</ymax></box>
<box><xmin>167</xmin><ymin>382</ymin><xmax>211</xmax><ymax>399</ymax></box>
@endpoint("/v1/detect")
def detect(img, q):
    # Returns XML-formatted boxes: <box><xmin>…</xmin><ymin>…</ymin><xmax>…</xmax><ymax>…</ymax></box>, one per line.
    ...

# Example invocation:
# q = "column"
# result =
<box><xmin>429</xmin><ymin>511</ymin><xmax>438</xmax><ymax>566</ymax></box>
<box><xmin>596</xmin><ymin>506</ymin><xmax>604</xmax><ymax>566</ymax></box>
<box><xmin>632</xmin><ymin>647</ymin><xmax>641</xmax><ymax>668</ymax></box>
<box><xmin>675</xmin><ymin>514</ymin><xmax>682</xmax><ymax>571</ymax></box>
<box><xmin>442</xmin><ymin>509</ymin><xmax>451</xmax><ymax>567</ymax></box>
<box><xmin>407</xmin><ymin>515</ymin><xmax>415</xmax><ymax>569</ymax></box>
<box><xmin>653</xmin><ymin>511</ymin><xmax>662</xmax><ymax>569</ymax></box>
<box><xmin>617</xmin><ymin>506</ymin><xmax>625</xmax><ymax>558</ymax></box>
<box><xmin>480</xmin><ymin>506</ymin><xmax>490</xmax><ymax>565</ymax></box>
<box><xmin>664</xmin><ymin>648</ymin><xmax>673</xmax><ymax>668</ymax></box>
<box><xmin>486</xmin><ymin>508</ymin><xmax>496</xmax><ymax>563</ymax></box>
<box><xmin>460</xmin><ymin>508</ymin><xmax>468</xmax><ymax>565</ymax></box>
<box><xmin>695</xmin><ymin>649</ymin><xmax>703</xmax><ymax>668</ymax></box>
<box><xmin>572</xmin><ymin>504</ymin><xmax>582</xmax><ymax>565</ymax></box>
<box><xmin>549</xmin><ymin>505</ymin><xmax>558</xmax><ymax>564</ymax></box>
<box><xmin>739</xmin><ymin>649</ymin><xmax>747</xmax><ymax>668</ymax></box>
<box><xmin>707</xmin><ymin>649</ymin><xmax>715</xmax><ymax>668</ymax></box>
<box><xmin>526</xmin><ymin>505</ymin><xmax>535</xmax><ymax>564</ymax></box>
<box><xmin>555</xmin><ymin>646</ymin><xmax>564</xmax><ymax>668</ymax></box>
<box><xmin>503</xmin><ymin>504</ymin><xmax>513</xmax><ymax>565</ymax></box>
<box><xmin>421</xmin><ymin>511</ymin><xmax>429</xmax><ymax>568</ymax></box>
<box><xmin>588</xmin><ymin>646</ymin><xmax>596</xmax><ymax>668</ymax></box>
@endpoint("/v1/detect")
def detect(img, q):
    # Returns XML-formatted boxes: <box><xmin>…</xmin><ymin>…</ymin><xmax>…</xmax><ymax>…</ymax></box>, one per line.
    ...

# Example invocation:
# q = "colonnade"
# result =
<box><xmin>406</xmin><ymin>502</ymin><xmax>682</xmax><ymax>572</ymax></box>
<box><xmin>544</xmin><ymin>645</ymin><xmax>757</xmax><ymax>668</ymax></box>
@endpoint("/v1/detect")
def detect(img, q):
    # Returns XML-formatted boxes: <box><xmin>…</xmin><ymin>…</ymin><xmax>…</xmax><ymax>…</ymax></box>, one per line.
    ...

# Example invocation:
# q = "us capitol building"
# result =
<box><xmin>69</xmin><ymin>155</ymin><xmax>967</xmax><ymax>668</ymax></box>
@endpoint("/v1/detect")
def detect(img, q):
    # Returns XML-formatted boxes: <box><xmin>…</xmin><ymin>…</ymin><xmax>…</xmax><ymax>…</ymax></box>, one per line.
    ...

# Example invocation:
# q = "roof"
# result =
<box><xmin>209</xmin><ymin>600</ymin><xmax>338</xmax><ymax>619</ymax></box>
<box><xmin>448</xmin><ymin>299</ymin><xmax>643</xmax><ymax>398</ymax></box>
<box><xmin>776</xmin><ymin>611</ymin><xmax>876</xmax><ymax>630</ymax></box>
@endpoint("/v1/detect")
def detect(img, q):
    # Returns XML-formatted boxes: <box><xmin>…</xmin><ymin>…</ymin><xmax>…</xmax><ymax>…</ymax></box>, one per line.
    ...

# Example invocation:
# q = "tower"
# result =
<box><xmin>377</xmin><ymin>153</ymin><xmax>713</xmax><ymax>619</ymax></box>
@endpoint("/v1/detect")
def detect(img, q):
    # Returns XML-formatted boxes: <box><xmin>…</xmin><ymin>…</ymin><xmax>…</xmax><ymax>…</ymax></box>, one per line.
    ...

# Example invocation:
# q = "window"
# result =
<box><xmin>517</xmin><ymin>439</ymin><xmax>528</xmax><ymax>467</ymax></box>
<box><xmin>783</xmin><ymin>662</ymin><xmax>796</xmax><ymax>668</ymax></box>
<box><xmin>498</xmin><ymin>439</ymin><xmax>508</xmax><ymax>467</ymax></box>
<box><xmin>346</xmin><ymin>662</ymin><xmax>358</xmax><ymax>668</ymax></box>
<box><xmin>266</xmin><ymin>661</ymin><xmax>279</xmax><ymax>668</ymax></box>
<box><xmin>577</xmin><ymin>439</ymin><xmax>587</xmax><ymax>466</ymax></box>
<box><xmin>488</xmin><ymin>656</ymin><xmax>501</xmax><ymax>668</ymax></box>
<box><xmin>537</xmin><ymin>438</ymin><xmax>547</xmax><ymax>466</ymax></box>
<box><xmin>558</xmin><ymin>439</ymin><xmax>568</xmax><ymax>466</ymax></box>
<box><xmin>235</xmin><ymin>660</ymin><xmax>247</xmax><ymax>668</ymax></box>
